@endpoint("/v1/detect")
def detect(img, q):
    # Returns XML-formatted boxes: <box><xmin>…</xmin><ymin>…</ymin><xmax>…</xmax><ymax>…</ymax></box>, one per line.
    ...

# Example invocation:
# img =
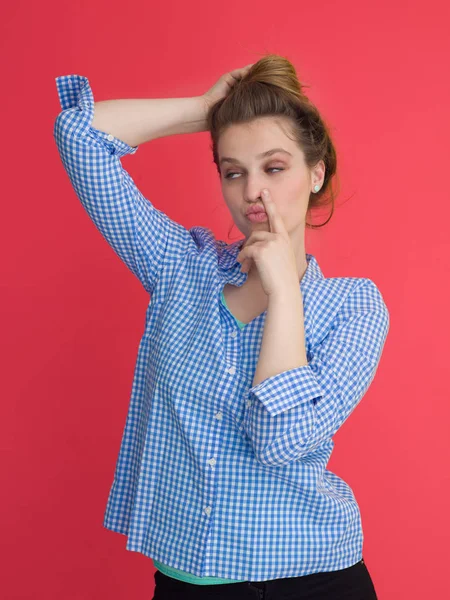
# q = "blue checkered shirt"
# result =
<box><xmin>54</xmin><ymin>74</ymin><xmax>390</xmax><ymax>583</ymax></box>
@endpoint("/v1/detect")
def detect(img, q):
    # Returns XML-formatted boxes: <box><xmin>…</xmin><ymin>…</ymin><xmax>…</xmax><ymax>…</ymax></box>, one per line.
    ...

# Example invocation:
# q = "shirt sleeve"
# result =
<box><xmin>243</xmin><ymin>278</ymin><xmax>390</xmax><ymax>467</ymax></box>
<box><xmin>53</xmin><ymin>74</ymin><xmax>187</xmax><ymax>294</ymax></box>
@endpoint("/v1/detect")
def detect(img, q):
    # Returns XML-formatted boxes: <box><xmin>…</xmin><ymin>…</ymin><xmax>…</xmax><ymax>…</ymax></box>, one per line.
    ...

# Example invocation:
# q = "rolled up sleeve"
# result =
<box><xmin>243</xmin><ymin>279</ymin><xmax>390</xmax><ymax>467</ymax></box>
<box><xmin>53</xmin><ymin>74</ymin><xmax>188</xmax><ymax>294</ymax></box>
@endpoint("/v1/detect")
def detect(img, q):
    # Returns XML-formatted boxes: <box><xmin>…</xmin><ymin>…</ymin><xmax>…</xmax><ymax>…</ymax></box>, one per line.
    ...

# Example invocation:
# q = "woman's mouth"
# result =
<box><xmin>246</xmin><ymin>212</ymin><xmax>268</xmax><ymax>223</ymax></box>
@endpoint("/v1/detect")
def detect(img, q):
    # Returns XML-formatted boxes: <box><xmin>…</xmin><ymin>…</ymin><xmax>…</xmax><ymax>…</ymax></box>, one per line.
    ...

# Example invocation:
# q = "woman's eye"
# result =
<box><xmin>225</xmin><ymin>167</ymin><xmax>284</xmax><ymax>180</ymax></box>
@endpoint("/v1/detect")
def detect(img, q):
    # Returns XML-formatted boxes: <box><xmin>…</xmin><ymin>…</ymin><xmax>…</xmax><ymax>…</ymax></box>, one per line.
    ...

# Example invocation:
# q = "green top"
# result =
<box><xmin>221</xmin><ymin>289</ymin><xmax>246</xmax><ymax>329</ymax></box>
<box><xmin>153</xmin><ymin>290</ymin><xmax>247</xmax><ymax>585</ymax></box>
<box><xmin>153</xmin><ymin>559</ymin><xmax>245</xmax><ymax>585</ymax></box>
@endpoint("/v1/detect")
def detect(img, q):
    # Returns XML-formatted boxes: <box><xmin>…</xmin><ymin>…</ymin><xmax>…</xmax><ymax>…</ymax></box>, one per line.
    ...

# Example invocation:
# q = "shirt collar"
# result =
<box><xmin>218</xmin><ymin>238</ymin><xmax>324</xmax><ymax>290</ymax></box>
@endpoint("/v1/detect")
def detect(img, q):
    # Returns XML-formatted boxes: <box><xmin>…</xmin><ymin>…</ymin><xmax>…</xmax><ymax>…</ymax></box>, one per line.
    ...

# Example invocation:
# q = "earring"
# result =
<box><xmin>313</xmin><ymin>184</ymin><xmax>320</xmax><ymax>192</ymax></box>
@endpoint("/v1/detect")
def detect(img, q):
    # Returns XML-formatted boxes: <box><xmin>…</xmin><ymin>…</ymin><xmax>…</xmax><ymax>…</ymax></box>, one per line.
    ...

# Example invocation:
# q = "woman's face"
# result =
<box><xmin>217</xmin><ymin>116</ymin><xmax>324</xmax><ymax>240</ymax></box>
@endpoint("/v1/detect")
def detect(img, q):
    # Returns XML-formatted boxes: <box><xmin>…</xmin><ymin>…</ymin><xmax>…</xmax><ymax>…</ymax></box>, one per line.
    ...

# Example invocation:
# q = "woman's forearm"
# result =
<box><xmin>252</xmin><ymin>286</ymin><xmax>308</xmax><ymax>388</ymax></box>
<box><xmin>91</xmin><ymin>95</ymin><xmax>209</xmax><ymax>147</ymax></box>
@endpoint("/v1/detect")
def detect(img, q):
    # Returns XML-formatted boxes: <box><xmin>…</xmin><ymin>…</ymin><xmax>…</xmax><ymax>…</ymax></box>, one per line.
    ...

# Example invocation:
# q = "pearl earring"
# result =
<box><xmin>313</xmin><ymin>184</ymin><xmax>320</xmax><ymax>192</ymax></box>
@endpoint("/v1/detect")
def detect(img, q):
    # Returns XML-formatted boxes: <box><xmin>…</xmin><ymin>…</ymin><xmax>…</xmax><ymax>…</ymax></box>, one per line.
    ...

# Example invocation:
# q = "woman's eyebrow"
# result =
<box><xmin>219</xmin><ymin>148</ymin><xmax>292</xmax><ymax>166</ymax></box>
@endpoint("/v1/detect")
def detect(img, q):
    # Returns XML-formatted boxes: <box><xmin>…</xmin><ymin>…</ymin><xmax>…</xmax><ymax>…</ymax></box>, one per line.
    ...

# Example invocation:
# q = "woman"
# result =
<box><xmin>54</xmin><ymin>54</ymin><xmax>388</xmax><ymax>599</ymax></box>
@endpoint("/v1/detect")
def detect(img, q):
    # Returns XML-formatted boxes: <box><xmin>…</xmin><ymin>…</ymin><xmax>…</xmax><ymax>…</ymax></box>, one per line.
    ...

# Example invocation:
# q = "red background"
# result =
<box><xmin>2</xmin><ymin>1</ymin><xmax>450</xmax><ymax>598</ymax></box>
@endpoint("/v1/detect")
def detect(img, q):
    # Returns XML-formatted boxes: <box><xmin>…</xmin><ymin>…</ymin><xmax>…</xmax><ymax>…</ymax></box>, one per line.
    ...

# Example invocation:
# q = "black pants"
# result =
<box><xmin>152</xmin><ymin>558</ymin><xmax>378</xmax><ymax>599</ymax></box>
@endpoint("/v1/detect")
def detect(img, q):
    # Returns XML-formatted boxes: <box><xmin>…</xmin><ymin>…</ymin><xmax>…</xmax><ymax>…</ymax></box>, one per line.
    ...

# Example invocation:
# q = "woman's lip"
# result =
<box><xmin>246</xmin><ymin>212</ymin><xmax>268</xmax><ymax>222</ymax></box>
<box><xmin>246</xmin><ymin>205</ymin><xmax>266</xmax><ymax>215</ymax></box>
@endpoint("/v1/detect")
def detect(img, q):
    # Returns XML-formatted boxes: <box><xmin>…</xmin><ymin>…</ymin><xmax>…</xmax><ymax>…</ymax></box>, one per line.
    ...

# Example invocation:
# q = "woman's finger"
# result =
<box><xmin>241</xmin><ymin>258</ymin><xmax>252</xmax><ymax>273</ymax></box>
<box><xmin>230</xmin><ymin>63</ymin><xmax>254</xmax><ymax>81</ymax></box>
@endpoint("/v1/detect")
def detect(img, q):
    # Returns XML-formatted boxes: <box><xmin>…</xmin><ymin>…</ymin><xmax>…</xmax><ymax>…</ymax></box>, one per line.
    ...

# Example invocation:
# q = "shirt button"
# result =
<box><xmin>204</xmin><ymin>506</ymin><xmax>212</xmax><ymax>516</ymax></box>
<box><xmin>231</xmin><ymin>330</ymin><xmax>237</xmax><ymax>338</ymax></box>
<box><xmin>215</xmin><ymin>411</ymin><xmax>223</xmax><ymax>420</ymax></box>
<box><xmin>227</xmin><ymin>366</ymin><xmax>236</xmax><ymax>375</ymax></box>
<box><xmin>107</xmin><ymin>134</ymin><xmax>114</xmax><ymax>141</ymax></box>
<box><xmin>247</xmin><ymin>399</ymin><xmax>252</xmax><ymax>407</ymax></box>
<box><xmin>207</xmin><ymin>458</ymin><xmax>216</xmax><ymax>467</ymax></box>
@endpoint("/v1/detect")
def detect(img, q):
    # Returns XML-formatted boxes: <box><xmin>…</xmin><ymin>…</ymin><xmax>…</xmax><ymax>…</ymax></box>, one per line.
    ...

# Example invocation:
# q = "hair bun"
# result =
<box><xmin>242</xmin><ymin>54</ymin><xmax>305</xmax><ymax>100</ymax></box>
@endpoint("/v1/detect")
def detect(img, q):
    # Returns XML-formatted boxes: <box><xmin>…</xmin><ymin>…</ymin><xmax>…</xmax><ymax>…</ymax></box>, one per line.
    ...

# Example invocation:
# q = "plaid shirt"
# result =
<box><xmin>54</xmin><ymin>74</ymin><xmax>390</xmax><ymax>583</ymax></box>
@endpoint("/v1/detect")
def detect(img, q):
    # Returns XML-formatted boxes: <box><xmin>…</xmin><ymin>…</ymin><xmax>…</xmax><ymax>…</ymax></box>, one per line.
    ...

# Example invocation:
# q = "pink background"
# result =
<box><xmin>2</xmin><ymin>0</ymin><xmax>450</xmax><ymax>598</ymax></box>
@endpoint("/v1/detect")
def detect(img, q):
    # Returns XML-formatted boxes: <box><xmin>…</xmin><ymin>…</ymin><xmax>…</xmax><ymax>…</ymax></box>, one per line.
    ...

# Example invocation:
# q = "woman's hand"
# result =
<box><xmin>236</xmin><ymin>189</ymin><xmax>299</xmax><ymax>298</ymax></box>
<box><xmin>202</xmin><ymin>63</ymin><xmax>254</xmax><ymax>111</ymax></box>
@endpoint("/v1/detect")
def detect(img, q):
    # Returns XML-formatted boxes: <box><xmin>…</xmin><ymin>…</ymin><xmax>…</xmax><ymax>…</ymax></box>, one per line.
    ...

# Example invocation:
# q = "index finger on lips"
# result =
<box><xmin>260</xmin><ymin>189</ymin><xmax>286</xmax><ymax>234</ymax></box>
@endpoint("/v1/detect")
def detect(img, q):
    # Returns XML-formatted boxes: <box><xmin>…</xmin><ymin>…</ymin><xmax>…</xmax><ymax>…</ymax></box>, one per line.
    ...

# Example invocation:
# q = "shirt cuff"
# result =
<box><xmin>248</xmin><ymin>364</ymin><xmax>323</xmax><ymax>417</ymax></box>
<box><xmin>55</xmin><ymin>74</ymin><xmax>139</xmax><ymax>158</ymax></box>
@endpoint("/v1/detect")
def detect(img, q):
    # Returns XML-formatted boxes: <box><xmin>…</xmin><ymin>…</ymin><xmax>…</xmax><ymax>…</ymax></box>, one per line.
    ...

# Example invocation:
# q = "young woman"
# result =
<box><xmin>54</xmin><ymin>54</ymin><xmax>388</xmax><ymax>599</ymax></box>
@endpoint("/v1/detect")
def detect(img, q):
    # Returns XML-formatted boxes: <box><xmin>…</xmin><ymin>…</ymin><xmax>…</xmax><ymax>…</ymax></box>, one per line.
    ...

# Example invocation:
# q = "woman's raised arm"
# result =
<box><xmin>91</xmin><ymin>95</ymin><xmax>208</xmax><ymax>147</ymax></box>
<box><xmin>53</xmin><ymin>75</ymin><xmax>201</xmax><ymax>294</ymax></box>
